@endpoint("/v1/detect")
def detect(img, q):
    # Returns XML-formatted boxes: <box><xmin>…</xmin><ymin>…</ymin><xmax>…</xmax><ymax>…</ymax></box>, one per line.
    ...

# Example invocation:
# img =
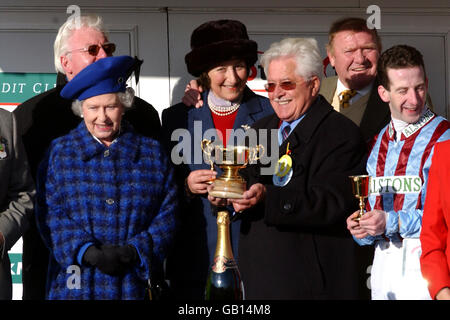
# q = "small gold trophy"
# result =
<box><xmin>349</xmin><ymin>175</ymin><xmax>370</xmax><ymax>221</ymax></box>
<box><xmin>201</xmin><ymin>139</ymin><xmax>264</xmax><ymax>199</ymax></box>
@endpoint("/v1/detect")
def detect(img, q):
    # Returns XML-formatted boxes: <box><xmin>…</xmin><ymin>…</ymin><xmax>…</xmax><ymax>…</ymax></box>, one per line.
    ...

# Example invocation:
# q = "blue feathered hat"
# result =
<box><xmin>60</xmin><ymin>55</ymin><xmax>142</xmax><ymax>101</ymax></box>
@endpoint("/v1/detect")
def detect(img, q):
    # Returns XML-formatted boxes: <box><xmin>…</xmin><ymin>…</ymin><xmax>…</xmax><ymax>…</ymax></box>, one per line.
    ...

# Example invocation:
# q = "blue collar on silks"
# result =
<box><xmin>60</xmin><ymin>55</ymin><xmax>141</xmax><ymax>101</ymax></box>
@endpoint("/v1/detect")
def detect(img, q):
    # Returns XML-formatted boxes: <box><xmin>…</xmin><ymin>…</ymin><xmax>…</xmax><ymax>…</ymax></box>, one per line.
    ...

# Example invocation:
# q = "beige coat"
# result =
<box><xmin>0</xmin><ymin>109</ymin><xmax>35</xmax><ymax>299</ymax></box>
<box><xmin>319</xmin><ymin>76</ymin><xmax>391</xmax><ymax>143</ymax></box>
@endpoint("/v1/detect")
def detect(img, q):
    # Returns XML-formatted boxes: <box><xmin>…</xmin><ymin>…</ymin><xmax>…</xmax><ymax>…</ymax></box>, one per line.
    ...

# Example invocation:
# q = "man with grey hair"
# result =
<box><xmin>213</xmin><ymin>38</ymin><xmax>367</xmax><ymax>298</ymax></box>
<box><xmin>13</xmin><ymin>14</ymin><xmax>161</xmax><ymax>300</ymax></box>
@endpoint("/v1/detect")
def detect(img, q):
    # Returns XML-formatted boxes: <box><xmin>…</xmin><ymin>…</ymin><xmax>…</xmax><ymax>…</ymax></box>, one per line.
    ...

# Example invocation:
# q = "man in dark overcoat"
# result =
<box><xmin>213</xmin><ymin>37</ymin><xmax>367</xmax><ymax>299</ymax></box>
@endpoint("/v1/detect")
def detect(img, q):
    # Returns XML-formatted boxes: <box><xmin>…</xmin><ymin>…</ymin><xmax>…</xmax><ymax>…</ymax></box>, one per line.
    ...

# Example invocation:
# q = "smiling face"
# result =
<box><xmin>328</xmin><ymin>30</ymin><xmax>379</xmax><ymax>90</ymax></box>
<box><xmin>378</xmin><ymin>66</ymin><xmax>428</xmax><ymax>124</ymax></box>
<box><xmin>61</xmin><ymin>27</ymin><xmax>110</xmax><ymax>81</ymax></box>
<box><xmin>82</xmin><ymin>93</ymin><xmax>124</xmax><ymax>146</ymax></box>
<box><xmin>266</xmin><ymin>57</ymin><xmax>320</xmax><ymax>122</ymax></box>
<box><xmin>207</xmin><ymin>59</ymin><xmax>248</xmax><ymax>102</ymax></box>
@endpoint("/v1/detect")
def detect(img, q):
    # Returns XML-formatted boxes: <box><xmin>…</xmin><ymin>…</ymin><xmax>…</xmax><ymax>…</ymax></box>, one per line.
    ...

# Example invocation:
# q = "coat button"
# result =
<box><xmin>106</xmin><ymin>198</ymin><xmax>115</xmax><ymax>205</ymax></box>
<box><xmin>283</xmin><ymin>203</ymin><xmax>292</xmax><ymax>211</ymax></box>
<box><xmin>104</xmin><ymin>150</ymin><xmax>110</xmax><ymax>157</ymax></box>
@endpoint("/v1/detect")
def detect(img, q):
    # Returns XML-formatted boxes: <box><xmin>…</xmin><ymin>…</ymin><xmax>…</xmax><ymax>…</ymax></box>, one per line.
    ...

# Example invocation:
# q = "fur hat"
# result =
<box><xmin>185</xmin><ymin>20</ymin><xmax>258</xmax><ymax>77</ymax></box>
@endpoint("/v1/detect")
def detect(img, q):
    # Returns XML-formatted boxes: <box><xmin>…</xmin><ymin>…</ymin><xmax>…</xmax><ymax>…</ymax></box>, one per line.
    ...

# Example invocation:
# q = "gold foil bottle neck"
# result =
<box><xmin>217</xmin><ymin>210</ymin><xmax>230</xmax><ymax>226</ymax></box>
<box><xmin>213</xmin><ymin>210</ymin><xmax>234</xmax><ymax>273</ymax></box>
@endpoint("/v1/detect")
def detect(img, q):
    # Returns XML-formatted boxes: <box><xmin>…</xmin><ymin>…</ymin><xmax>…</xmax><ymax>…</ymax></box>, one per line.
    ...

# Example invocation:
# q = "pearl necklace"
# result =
<box><xmin>208</xmin><ymin>94</ymin><xmax>240</xmax><ymax>116</ymax></box>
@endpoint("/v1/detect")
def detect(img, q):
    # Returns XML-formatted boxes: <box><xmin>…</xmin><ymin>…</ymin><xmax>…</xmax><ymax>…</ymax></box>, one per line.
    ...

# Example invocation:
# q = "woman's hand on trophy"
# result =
<box><xmin>182</xmin><ymin>79</ymin><xmax>204</xmax><ymax>108</ymax></box>
<box><xmin>187</xmin><ymin>170</ymin><xmax>217</xmax><ymax>194</ymax></box>
<box><xmin>346</xmin><ymin>211</ymin><xmax>368</xmax><ymax>239</ymax></box>
<box><xmin>230</xmin><ymin>183</ymin><xmax>266</xmax><ymax>213</ymax></box>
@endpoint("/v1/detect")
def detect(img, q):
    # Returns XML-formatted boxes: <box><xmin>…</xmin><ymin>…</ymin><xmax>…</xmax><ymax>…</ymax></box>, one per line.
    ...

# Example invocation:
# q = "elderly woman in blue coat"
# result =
<box><xmin>35</xmin><ymin>56</ymin><xmax>177</xmax><ymax>300</ymax></box>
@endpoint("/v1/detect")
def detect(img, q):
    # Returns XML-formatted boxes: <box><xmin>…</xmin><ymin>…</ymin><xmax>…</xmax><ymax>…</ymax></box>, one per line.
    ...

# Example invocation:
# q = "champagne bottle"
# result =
<box><xmin>205</xmin><ymin>210</ymin><xmax>244</xmax><ymax>300</ymax></box>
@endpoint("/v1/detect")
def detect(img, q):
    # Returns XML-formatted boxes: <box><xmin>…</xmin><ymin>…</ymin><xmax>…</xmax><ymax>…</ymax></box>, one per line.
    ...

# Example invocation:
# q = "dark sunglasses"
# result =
<box><xmin>67</xmin><ymin>43</ymin><xmax>116</xmax><ymax>56</ymax></box>
<box><xmin>264</xmin><ymin>80</ymin><xmax>303</xmax><ymax>92</ymax></box>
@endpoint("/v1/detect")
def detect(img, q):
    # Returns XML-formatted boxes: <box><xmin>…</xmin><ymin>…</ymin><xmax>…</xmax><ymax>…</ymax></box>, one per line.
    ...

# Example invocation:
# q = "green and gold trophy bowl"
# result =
<box><xmin>349</xmin><ymin>175</ymin><xmax>370</xmax><ymax>221</ymax></box>
<box><xmin>201</xmin><ymin>139</ymin><xmax>264</xmax><ymax>199</ymax></box>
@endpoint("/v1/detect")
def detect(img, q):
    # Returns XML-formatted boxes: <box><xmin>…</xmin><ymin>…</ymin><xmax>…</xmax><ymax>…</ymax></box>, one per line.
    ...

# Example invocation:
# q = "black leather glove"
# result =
<box><xmin>115</xmin><ymin>244</ymin><xmax>139</xmax><ymax>267</ymax></box>
<box><xmin>83</xmin><ymin>244</ymin><xmax>139</xmax><ymax>276</ymax></box>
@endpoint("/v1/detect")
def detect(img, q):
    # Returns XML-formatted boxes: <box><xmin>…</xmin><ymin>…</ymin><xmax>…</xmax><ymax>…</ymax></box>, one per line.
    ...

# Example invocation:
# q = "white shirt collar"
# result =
<box><xmin>390</xmin><ymin>107</ymin><xmax>431</xmax><ymax>141</ymax></box>
<box><xmin>90</xmin><ymin>134</ymin><xmax>119</xmax><ymax>146</ymax></box>
<box><xmin>391</xmin><ymin>117</ymin><xmax>409</xmax><ymax>141</ymax></box>
<box><xmin>336</xmin><ymin>78</ymin><xmax>373</xmax><ymax>98</ymax></box>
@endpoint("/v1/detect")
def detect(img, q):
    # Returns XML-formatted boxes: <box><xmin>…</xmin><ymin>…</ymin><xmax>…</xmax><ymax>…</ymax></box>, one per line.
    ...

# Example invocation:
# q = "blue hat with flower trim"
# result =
<box><xmin>60</xmin><ymin>55</ymin><xmax>141</xmax><ymax>101</ymax></box>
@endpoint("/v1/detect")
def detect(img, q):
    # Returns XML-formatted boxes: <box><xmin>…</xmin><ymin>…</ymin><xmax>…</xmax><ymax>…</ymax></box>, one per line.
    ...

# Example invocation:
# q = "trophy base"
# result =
<box><xmin>208</xmin><ymin>178</ymin><xmax>245</xmax><ymax>199</ymax></box>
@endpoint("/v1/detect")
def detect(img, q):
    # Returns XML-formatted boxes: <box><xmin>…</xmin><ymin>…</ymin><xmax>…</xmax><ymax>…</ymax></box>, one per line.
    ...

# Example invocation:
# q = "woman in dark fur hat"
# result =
<box><xmin>161</xmin><ymin>19</ymin><xmax>273</xmax><ymax>299</ymax></box>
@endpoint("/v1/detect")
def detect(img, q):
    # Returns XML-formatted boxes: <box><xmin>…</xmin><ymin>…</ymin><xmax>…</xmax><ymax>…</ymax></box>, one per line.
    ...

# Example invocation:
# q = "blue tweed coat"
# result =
<box><xmin>35</xmin><ymin>120</ymin><xmax>177</xmax><ymax>300</ymax></box>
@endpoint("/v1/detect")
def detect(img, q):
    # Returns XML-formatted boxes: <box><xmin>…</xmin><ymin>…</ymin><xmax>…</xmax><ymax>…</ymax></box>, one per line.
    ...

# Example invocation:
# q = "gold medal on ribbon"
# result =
<box><xmin>273</xmin><ymin>143</ymin><xmax>293</xmax><ymax>186</ymax></box>
<box><xmin>275</xmin><ymin>154</ymin><xmax>292</xmax><ymax>177</ymax></box>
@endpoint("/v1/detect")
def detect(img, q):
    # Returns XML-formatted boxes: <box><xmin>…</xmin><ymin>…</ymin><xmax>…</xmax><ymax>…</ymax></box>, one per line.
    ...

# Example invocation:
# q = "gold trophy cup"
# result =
<box><xmin>201</xmin><ymin>139</ymin><xmax>264</xmax><ymax>199</ymax></box>
<box><xmin>349</xmin><ymin>175</ymin><xmax>370</xmax><ymax>221</ymax></box>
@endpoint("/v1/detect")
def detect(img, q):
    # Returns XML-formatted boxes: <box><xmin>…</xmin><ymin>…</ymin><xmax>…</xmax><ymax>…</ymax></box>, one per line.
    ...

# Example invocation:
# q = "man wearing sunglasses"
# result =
<box><xmin>209</xmin><ymin>38</ymin><xmax>366</xmax><ymax>299</ymax></box>
<box><xmin>14</xmin><ymin>14</ymin><xmax>161</xmax><ymax>300</ymax></box>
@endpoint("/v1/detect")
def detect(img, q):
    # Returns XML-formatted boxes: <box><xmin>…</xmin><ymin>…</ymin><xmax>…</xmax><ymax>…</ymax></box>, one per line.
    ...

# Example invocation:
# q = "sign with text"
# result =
<box><xmin>0</xmin><ymin>72</ymin><xmax>56</xmax><ymax>111</ymax></box>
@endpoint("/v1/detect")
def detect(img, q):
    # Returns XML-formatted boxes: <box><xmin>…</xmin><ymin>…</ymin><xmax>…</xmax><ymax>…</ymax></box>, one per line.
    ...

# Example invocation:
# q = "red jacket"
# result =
<box><xmin>420</xmin><ymin>140</ymin><xmax>450</xmax><ymax>299</ymax></box>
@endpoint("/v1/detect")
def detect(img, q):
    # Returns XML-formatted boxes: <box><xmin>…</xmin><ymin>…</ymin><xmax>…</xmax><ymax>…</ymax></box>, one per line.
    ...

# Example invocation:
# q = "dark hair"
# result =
<box><xmin>377</xmin><ymin>45</ymin><xmax>426</xmax><ymax>90</ymax></box>
<box><xmin>327</xmin><ymin>17</ymin><xmax>382</xmax><ymax>53</ymax></box>
<box><xmin>198</xmin><ymin>72</ymin><xmax>211</xmax><ymax>90</ymax></box>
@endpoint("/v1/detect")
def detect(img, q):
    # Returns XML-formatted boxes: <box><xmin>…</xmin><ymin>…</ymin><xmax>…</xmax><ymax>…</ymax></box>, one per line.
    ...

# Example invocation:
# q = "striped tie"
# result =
<box><xmin>339</xmin><ymin>89</ymin><xmax>357</xmax><ymax>109</ymax></box>
<box><xmin>282</xmin><ymin>125</ymin><xmax>291</xmax><ymax>142</ymax></box>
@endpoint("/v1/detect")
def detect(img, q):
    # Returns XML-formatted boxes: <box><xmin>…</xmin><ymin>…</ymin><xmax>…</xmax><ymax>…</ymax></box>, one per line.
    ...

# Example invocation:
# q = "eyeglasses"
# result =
<box><xmin>264</xmin><ymin>80</ymin><xmax>304</xmax><ymax>92</ymax></box>
<box><xmin>66</xmin><ymin>43</ymin><xmax>116</xmax><ymax>56</ymax></box>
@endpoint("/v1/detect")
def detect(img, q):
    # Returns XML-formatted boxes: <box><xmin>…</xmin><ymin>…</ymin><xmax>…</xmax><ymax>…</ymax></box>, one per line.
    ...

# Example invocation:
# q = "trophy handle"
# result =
<box><xmin>201</xmin><ymin>139</ymin><xmax>214</xmax><ymax>171</ymax></box>
<box><xmin>250</xmin><ymin>144</ymin><xmax>265</xmax><ymax>163</ymax></box>
<box><xmin>201</xmin><ymin>139</ymin><xmax>212</xmax><ymax>153</ymax></box>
